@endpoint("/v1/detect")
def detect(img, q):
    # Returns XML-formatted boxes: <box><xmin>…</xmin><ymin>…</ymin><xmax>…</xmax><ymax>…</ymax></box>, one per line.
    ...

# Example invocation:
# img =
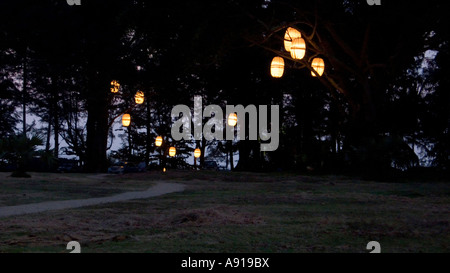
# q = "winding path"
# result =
<box><xmin>0</xmin><ymin>182</ymin><xmax>185</xmax><ymax>218</ymax></box>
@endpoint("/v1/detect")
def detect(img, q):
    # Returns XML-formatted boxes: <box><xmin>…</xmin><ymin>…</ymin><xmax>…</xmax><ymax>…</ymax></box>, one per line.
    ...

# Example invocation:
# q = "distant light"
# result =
<box><xmin>135</xmin><ymin>91</ymin><xmax>145</xmax><ymax>104</ymax></box>
<box><xmin>169</xmin><ymin>147</ymin><xmax>176</xmax><ymax>157</ymax></box>
<box><xmin>122</xmin><ymin>114</ymin><xmax>131</xmax><ymax>127</ymax></box>
<box><xmin>228</xmin><ymin>113</ymin><xmax>238</xmax><ymax>127</ymax></box>
<box><xmin>311</xmin><ymin>58</ymin><xmax>325</xmax><ymax>77</ymax></box>
<box><xmin>194</xmin><ymin>148</ymin><xmax>201</xmax><ymax>158</ymax></box>
<box><xmin>290</xmin><ymin>38</ymin><xmax>306</xmax><ymax>60</ymax></box>
<box><xmin>155</xmin><ymin>136</ymin><xmax>163</xmax><ymax>147</ymax></box>
<box><xmin>111</xmin><ymin>80</ymin><xmax>120</xmax><ymax>93</ymax></box>
<box><xmin>284</xmin><ymin>27</ymin><xmax>302</xmax><ymax>52</ymax></box>
<box><xmin>271</xmin><ymin>56</ymin><xmax>285</xmax><ymax>78</ymax></box>
<box><xmin>163</xmin><ymin>168</ymin><xmax>166</xmax><ymax>172</ymax></box>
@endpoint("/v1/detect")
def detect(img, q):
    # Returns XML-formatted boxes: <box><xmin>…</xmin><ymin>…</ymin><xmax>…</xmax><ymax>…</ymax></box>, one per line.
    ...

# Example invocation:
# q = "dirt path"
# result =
<box><xmin>0</xmin><ymin>182</ymin><xmax>185</xmax><ymax>218</ymax></box>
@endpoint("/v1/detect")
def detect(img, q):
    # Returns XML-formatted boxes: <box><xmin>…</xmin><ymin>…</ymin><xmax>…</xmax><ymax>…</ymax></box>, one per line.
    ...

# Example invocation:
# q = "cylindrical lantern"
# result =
<box><xmin>194</xmin><ymin>148</ymin><xmax>201</xmax><ymax>158</ymax></box>
<box><xmin>271</xmin><ymin>57</ymin><xmax>285</xmax><ymax>78</ymax></box>
<box><xmin>311</xmin><ymin>58</ymin><xmax>325</xmax><ymax>77</ymax></box>
<box><xmin>122</xmin><ymin>114</ymin><xmax>131</xmax><ymax>127</ymax></box>
<box><xmin>155</xmin><ymin>136</ymin><xmax>163</xmax><ymax>147</ymax></box>
<box><xmin>284</xmin><ymin>27</ymin><xmax>302</xmax><ymax>52</ymax></box>
<box><xmin>228</xmin><ymin>113</ymin><xmax>238</xmax><ymax>127</ymax></box>
<box><xmin>290</xmin><ymin>38</ymin><xmax>306</xmax><ymax>60</ymax></box>
<box><xmin>111</xmin><ymin>80</ymin><xmax>120</xmax><ymax>93</ymax></box>
<box><xmin>135</xmin><ymin>91</ymin><xmax>145</xmax><ymax>104</ymax></box>
<box><xmin>169</xmin><ymin>147</ymin><xmax>176</xmax><ymax>157</ymax></box>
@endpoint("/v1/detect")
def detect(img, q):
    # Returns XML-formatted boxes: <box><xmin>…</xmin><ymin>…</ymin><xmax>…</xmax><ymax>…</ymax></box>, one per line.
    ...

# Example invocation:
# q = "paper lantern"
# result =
<box><xmin>284</xmin><ymin>27</ymin><xmax>302</xmax><ymax>52</ymax></box>
<box><xmin>228</xmin><ymin>113</ymin><xmax>238</xmax><ymax>127</ymax></box>
<box><xmin>155</xmin><ymin>136</ymin><xmax>163</xmax><ymax>147</ymax></box>
<box><xmin>111</xmin><ymin>80</ymin><xmax>120</xmax><ymax>93</ymax></box>
<box><xmin>135</xmin><ymin>91</ymin><xmax>145</xmax><ymax>104</ymax></box>
<box><xmin>311</xmin><ymin>58</ymin><xmax>325</xmax><ymax>77</ymax></box>
<box><xmin>122</xmin><ymin>114</ymin><xmax>131</xmax><ymax>127</ymax></box>
<box><xmin>271</xmin><ymin>57</ymin><xmax>285</xmax><ymax>78</ymax></box>
<box><xmin>163</xmin><ymin>168</ymin><xmax>166</xmax><ymax>173</ymax></box>
<box><xmin>194</xmin><ymin>148</ymin><xmax>201</xmax><ymax>158</ymax></box>
<box><xmin>290</xmin><ymin>38</ymin><xmax>306</xmax><ymax>60</ymax></box>
<box><xmin>169</xmin><ymin>147</ymin><xmax>176</xmax><ymax>157</ymax></box>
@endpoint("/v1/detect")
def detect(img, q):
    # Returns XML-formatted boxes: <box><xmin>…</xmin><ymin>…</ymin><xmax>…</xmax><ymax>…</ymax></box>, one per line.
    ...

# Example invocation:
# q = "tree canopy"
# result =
<box><xmin>0</xmin><ymin>0</ymin><xmax>448</xmax><ymax>175</ymax></box>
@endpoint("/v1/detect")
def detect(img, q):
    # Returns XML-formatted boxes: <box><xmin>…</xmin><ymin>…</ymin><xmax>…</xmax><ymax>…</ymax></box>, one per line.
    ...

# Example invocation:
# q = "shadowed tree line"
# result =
<box><xmin>0</xmin><ymin>0</ymin><xmax>448</xmax><ymax>178</ymax></box>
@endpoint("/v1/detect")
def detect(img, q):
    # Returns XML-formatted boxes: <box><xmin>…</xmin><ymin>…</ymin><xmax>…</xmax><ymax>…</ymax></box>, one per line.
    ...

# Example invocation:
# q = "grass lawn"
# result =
<box><xmin>0</xmin><ymin>170</ymin><xmax>448</xmax><ymax>253</ymax></box>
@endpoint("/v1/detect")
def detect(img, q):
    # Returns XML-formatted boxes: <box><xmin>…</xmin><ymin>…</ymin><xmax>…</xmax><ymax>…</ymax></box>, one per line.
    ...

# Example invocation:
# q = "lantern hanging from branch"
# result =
<box><xmin>270</xmin><ymin>57</ymin><xmax>285</xmax><ymax>78</ymax></box>
<box><xmin>228</xmin><ymin>113</ymin><xmax>238</xmax><ymax>127</ymax></box>
<box><xmin>111</xmin><ymin>80</ymin><xmax>120</xmax><ymax>93</ymax></box>
<box><xmin>135</xmin><ymin>91</ymin><xmax>145</xmax><ymax>104</ymax></box>
<box><xmin>122</xmin><ymin>114</ymin><xmax>131</xmax><ymax>127</ymax></box>
<box><xmin>290</xmin><ymin>38</ymin><xmax>306</xmax><ymax>60</ymax></box>
<box><xmin>169</xmin><ymin>147</ymin><xmax>176</xmax><ymax>157</ymax></box>
<box><xmin>155</xmin><ymin>136</ymin><xmax>163</xmax><ymax>147</ymax></box>
<box><xmin>311</xmin><ymin>58</ymin><xmax>325</xmax><ymax>77</ymax></box>
<box><xmin>194</xmin><ymin>148</ymin><xmax>201</xmax><ymax>158</ymax></box>
<box><xmin>284</xmin><ymin>27</ymin><xmax>302</xmax><ymax>52</ymax></box>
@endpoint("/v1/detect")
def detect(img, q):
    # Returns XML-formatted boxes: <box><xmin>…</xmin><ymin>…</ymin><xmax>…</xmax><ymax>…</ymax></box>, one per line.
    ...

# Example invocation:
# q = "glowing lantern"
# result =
<box><xmin>155</xmin><ymin>136</ymin><xmax>163</xmax><ymax>147</ymax></box>
<box><xmin>169</xmin><ymin>147</ymin><xmax>176</xmax><ymax>157</ymax></box>
<box><xmin>194</xmin><ymin>148</ymin><xmax>201</xmax><ymax>158</ymax></box>
<box><xmin>271</xmin><ymin>57</ymin><xmax>285</xmax><ymax>78</ymax></box>
<box><xmin>135</xmin><ymin>91</ymin><xmax>145</xmax><ymax>104</ymax></box>
<box><xmin>163</xmin><ymin>168</ymin><xmax>166</xmax><ymax>173</ymax></box>
<box><xmin>284</xmin><ymin>27</ymin><xmax>302</xmax><ymax>52</ymax></box>
<box><xmin>111</xmin><ymin>80</ymin><xmax>120</xmax><ymax>93</ymax></box>
<box><xmin>290</xmin><ymin>38</ymin><xmax>306</xmax><ymax>60</ymax></box>
<box><xmin>228</xmin><ymin>113</ymin><xmax>238</xmax><ymax>127</ymax></box>
<box><xmin>311</xmin><ymin>58</ymin><xmax>325</xmax><ymax>77</ymax></box>
<box><xmin>122</xmin><ymin>114</ymin><xmax>131</xmax><ymax>127</ymax></box>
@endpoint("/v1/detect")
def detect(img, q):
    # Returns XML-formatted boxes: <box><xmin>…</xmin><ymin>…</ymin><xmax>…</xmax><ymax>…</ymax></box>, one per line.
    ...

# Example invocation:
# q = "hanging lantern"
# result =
<box><xmin>163</xmin><ymin>168</ymin><xmax>166</xmax><ymax>173</ymax></box>
<box><xmin>111</xmin><ymin>80</ymin><xmax>120</xmax><ymax>93</ymax></box>
<box><xmin>270</xmin><ymin>57</ymin><xmax>285</xmax><ymax>78</ymax></box>
<box><xmin>169</xmin><ymin>147</ymin><xmax>176</xmax><ymax>157</ymax></box>
<box><xmin>155</xmin><ymin>136</ymin><xmax>163</xmax><ymax>147</ymax></box>
<box><xmin>194</xmin><ymin>148</ymin><xmax>201</xmax><ymax>158</ymax></box>
<box><xmin>135</xmin><ymin>91</ymin><xmax>145</xmax><ymax>104</ymax></box>
<box><xmin>228</xmin><ymin>113</ymin><xmax>238</xmax><ymax>127</ymax></box>
<box><xmin>290</xmin><ymin>37</ymin><xmax>306</xmax><ymax>60</ymax></box>
<box><xmin>284</xmin><ymin>27</ymin><xmax>302</xmax><ymax>52</ymax></box>
<box><xmin>311</xmin><ymin>58</ymin><xmax>325</xmax><ymax>77</ymax></box>
<box><xmin>122</xmin><ymin>114</ymin><xmax>131</xmax><ymax>127</ymax></box>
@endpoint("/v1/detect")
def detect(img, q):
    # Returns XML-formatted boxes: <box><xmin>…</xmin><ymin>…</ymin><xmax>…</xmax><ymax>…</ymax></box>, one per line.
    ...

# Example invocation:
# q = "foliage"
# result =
<box><xmin>0</xmin><ymin>0</ymin><xmax>448</xmax><ymax>174</ymax></box>
<box><xmin>0</xmin><ymin>134</ymin><xmax>43</xmax><ymax>177</ymax></box>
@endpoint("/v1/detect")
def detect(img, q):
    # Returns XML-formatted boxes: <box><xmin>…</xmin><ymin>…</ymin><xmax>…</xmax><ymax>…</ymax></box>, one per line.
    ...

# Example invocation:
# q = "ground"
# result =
<box><xmin>0</xmin><ymin>170</ymin><xmax>448</xmax><ymax>253</ymax></box>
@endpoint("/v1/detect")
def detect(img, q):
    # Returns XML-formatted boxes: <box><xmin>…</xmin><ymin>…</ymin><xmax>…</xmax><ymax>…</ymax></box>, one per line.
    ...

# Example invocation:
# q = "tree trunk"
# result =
<box><xmin>85</xmin><ymin>76</ymin><xmax>109</xmax><ymax>173</ymax></box>
<box><xmin>45</xmin><ymin>117</ymin><xmax>52</xmax><ymax>153</ymax></box>
<box><xmin>51</xmin><ymin>76</ymin><xmax>59</xmax><ymax>159</ymax></box>
<box><xmin>145</xmin><ymin>94</ymin><xmax>151</xmax><ymax>166</ymax></box>
<box><xmin>22</xmin><ymin>55</ymin><xmax>27</xmax><ymax>137</ymax></box>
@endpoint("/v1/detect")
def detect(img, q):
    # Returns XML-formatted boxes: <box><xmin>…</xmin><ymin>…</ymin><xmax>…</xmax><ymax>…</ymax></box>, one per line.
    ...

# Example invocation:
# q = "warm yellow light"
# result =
<box><xmin>194</xmin><ymin>148</ymin><xmax>201</xmax><ymax>158</ymax></box>
<box><xmin>155</xmin><ymin>136</ymin><xmax>163</xmax><ymax>147</ymax></box>
<box><xmin>271</xmin><ymin>57</ymin><xmax>285</xmax><ymax>78</ymax></box>
<box><xmin>163</xmin><ymin>168</ymin><xmax>166</xmax><ymax>172</ymax></box>
<box><xmin>111</xmin><ymin>80</ymin><xmax>120</xmax><ymax>93</ymax></box>
<box><xmin>228</xmin><ymin>113</ymin><xmax>238</xmax><ymax>127</ymax></box>
<box><xmin>284</xmin><ymin>27</ymin><xmax>301</xmax><ymax>52</ymax></box>
<box><xmin>169</xmin><ymin>147</ymin><xmax>176</xmax><ymax>157</ymax></box>
<box><xmin>311</xmin><ymin>58</ymin><xmax>325</xmax><ymax>77</ymax></box>
<box><xmin>122</xmin><ymin>114</ymin><xmax>131</xmax><ymax>127</ymax></box>
<box><xmin>290</xmin><ymin>38</ymin><xmax>306</xmax><ymax>60</ymax></box>
<box><xmin>135</xmin><ymin>91</ymin><xmax>145</xmax><ymax>104</ymax></box>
